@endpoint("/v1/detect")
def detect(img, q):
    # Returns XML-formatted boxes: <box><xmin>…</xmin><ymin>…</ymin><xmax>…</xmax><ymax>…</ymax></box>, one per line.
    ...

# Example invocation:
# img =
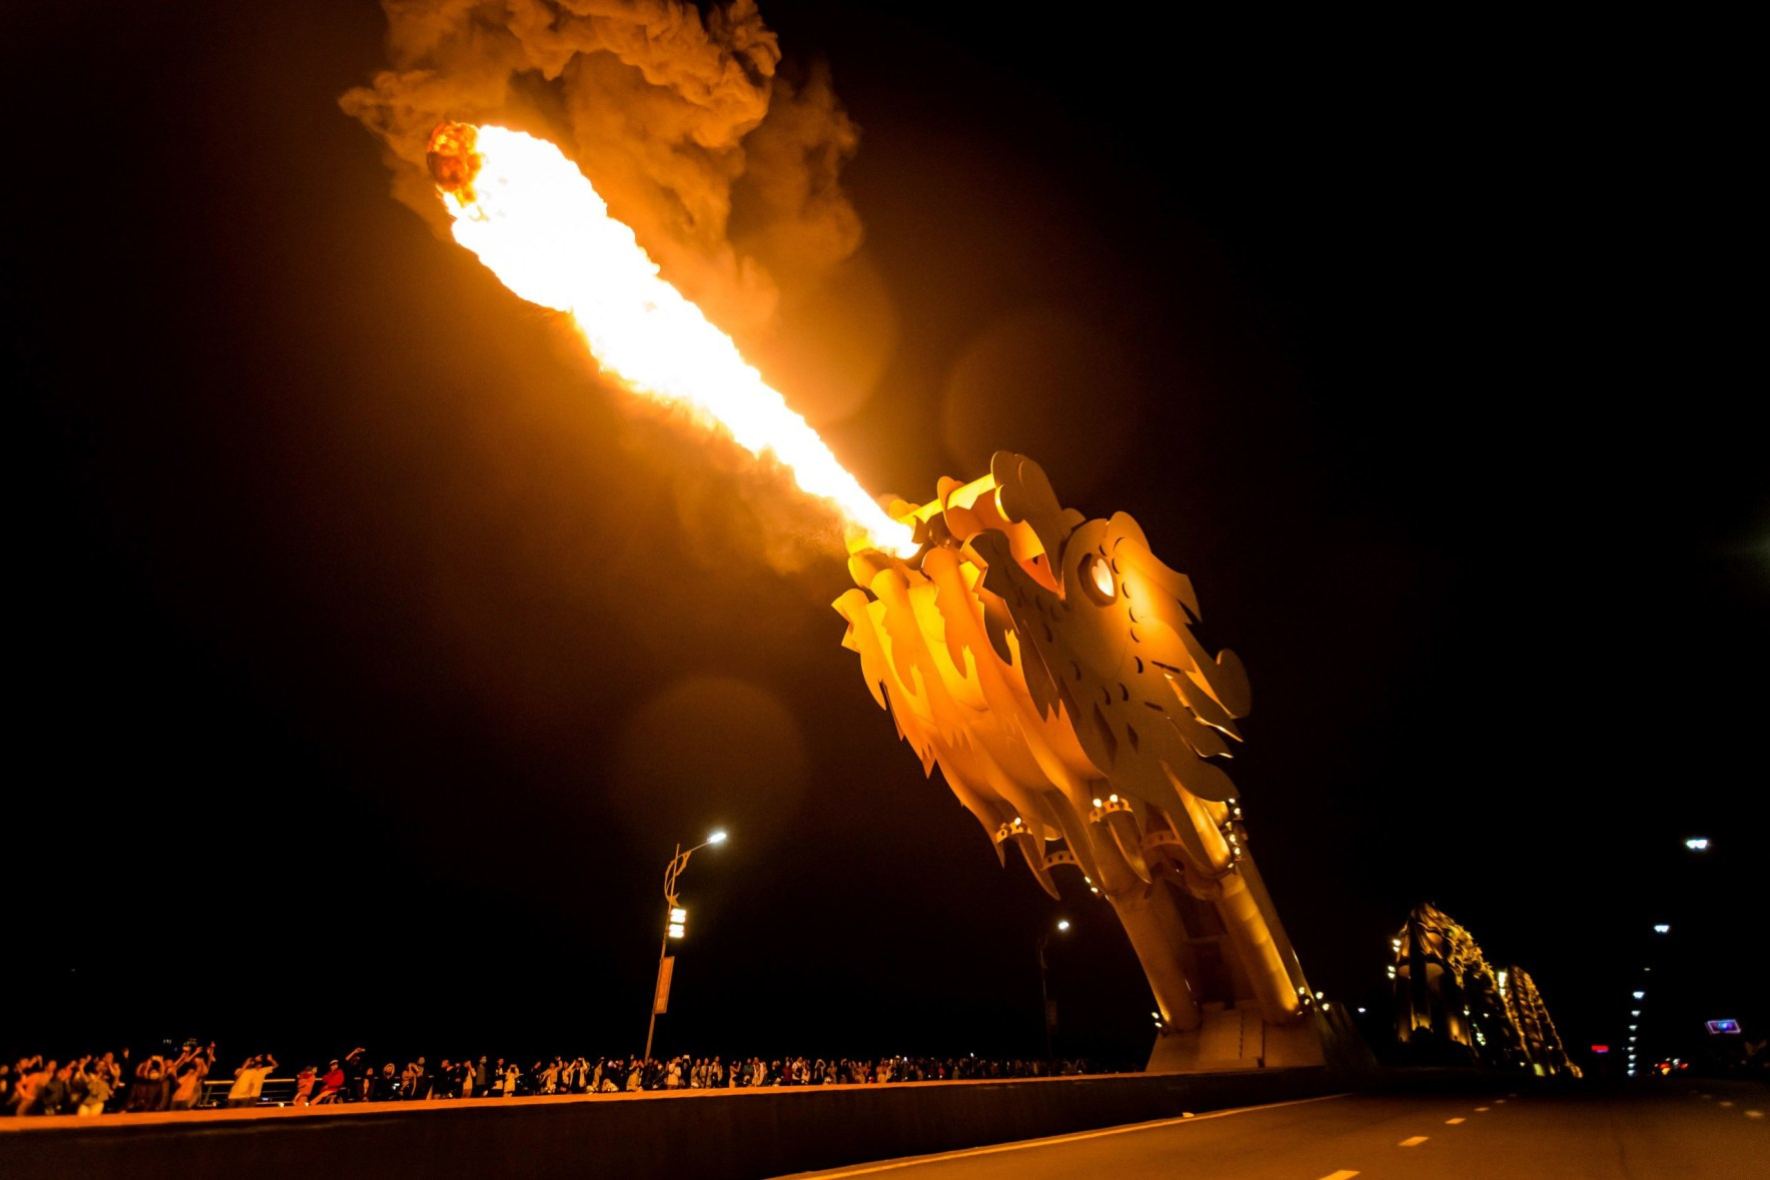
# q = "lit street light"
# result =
<box><xmin>1037</xmin><ymin>918</ymin><xmax>1072</xmax><ymax>1061</ymax></box>
<box><xmin>1652</xmin><ymin>923</ymin><xmax>1670</xmax><ymax>934</ymax></box>
<box><xmin>643</xmin><ymin>830</ymin><xmax>728</xmax><ymax>1062</ymax></box>
<box><xmin>1684</xmin><ymin>837</ymin><xmax>1710</xmax><ymax>852</ymax></box>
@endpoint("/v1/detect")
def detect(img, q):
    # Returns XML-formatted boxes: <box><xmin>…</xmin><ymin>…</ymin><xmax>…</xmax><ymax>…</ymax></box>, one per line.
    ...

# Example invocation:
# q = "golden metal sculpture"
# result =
<box><xmin>1391</xmin><ymin>903</ymin><xmax>1576</xmax><ymax>1076</ymax></box>
<box><xmin>836</xmin><ymin>452</ymin><xmax>1343</xmax><ymax>1071</ymax></box>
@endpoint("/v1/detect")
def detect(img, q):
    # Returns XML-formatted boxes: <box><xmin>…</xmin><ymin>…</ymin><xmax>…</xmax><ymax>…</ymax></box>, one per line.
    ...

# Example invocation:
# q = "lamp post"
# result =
<box><xmin>643</xmin><ymin>829</ymin><xmax>727</xmax><ymax>1062</ymax></box>
<box><xmin>1037</xmin><ymin>918</ymin><xmax>1071</xmax><ymax>1062</ymax></box>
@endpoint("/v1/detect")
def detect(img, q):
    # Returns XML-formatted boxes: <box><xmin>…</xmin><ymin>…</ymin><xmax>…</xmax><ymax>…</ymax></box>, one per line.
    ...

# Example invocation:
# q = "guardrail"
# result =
<box><xmin>2</xmin><ymin>1066</ymin><xmax>1338</xmax><ymax>1179</ymax></box>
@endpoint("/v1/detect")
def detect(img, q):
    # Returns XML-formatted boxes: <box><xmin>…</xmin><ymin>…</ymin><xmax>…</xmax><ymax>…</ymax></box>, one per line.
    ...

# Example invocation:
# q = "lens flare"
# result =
<box><xmin>426</xmin><ymin>122</ymin><xmax>916</xmax><ymax>557</ymax></box>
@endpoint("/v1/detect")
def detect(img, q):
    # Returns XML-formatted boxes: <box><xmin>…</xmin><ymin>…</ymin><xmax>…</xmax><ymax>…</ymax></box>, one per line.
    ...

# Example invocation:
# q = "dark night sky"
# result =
<box><xmin>7</xmin><ymin>4</ymin><xmax>1764</xmax><ymax>1070</ymax></box>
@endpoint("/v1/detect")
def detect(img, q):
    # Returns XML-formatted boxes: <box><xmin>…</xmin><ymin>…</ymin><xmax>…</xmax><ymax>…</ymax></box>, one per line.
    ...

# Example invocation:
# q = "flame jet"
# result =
<box><xmin>424</xmin><ymin>122</ymin><xmax>915</xmax><ymax>559</ymax></box>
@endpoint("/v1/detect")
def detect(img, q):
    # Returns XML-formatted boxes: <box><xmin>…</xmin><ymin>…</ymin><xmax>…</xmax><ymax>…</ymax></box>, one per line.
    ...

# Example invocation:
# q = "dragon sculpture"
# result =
<box><xmin>837</xmin><ymin>452</ymin><xmax>1348</xmax><ymax>1071</ymax></box>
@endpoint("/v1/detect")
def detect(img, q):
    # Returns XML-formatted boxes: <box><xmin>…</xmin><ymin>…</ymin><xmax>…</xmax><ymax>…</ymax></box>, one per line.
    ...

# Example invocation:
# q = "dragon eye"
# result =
<box><xmin>1080</xmin><ymin>553</ymin><xmax>1116</xmax><ymax>603</ymax></box>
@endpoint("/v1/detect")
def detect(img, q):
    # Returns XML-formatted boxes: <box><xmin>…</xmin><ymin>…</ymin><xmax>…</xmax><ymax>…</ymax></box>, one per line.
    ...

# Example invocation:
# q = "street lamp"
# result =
<box><xmin>643</xmin><ymin>830</ymin><xmax>728</xmax><ymax>1062</ymax></box>
<box><xmin>1037</xmin><ymin>918</ymin><xmax>1072</xmax><ymax>1062</ymax></box>
<box><xmin>1652</xmin><ymin>924</ymin><xmax>1670</xmax><ymax>935</ymax></box>
<box><xmin>1684</xmin><ymin>837</ymin><xmax>1710</xmax><ymax>852</ymax></box>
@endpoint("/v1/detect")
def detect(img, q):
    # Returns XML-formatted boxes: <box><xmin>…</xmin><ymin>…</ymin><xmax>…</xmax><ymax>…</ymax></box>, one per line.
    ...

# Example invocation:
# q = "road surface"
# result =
<box><xmin>781</xmin><ymin>1079</ymin><xmax>1768</xmax><ymax>1179</ymax></box>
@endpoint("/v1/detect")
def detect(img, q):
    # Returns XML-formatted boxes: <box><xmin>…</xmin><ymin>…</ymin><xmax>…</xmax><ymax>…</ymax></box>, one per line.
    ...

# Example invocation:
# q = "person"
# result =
<box><xmin>37</xmin><ymin>1063</ymin><xmax>72</xmax><ymax>1116</ymax></box>
<box><xmin>414</xmin><ymin>1056</ymin><xmax>433</xmax><ymax>1100</ymax></box>
<box><xmin>225</xmin><ymin>1053</ymin><xmax>277</xmax><ymax>1108</ymax></box>
<box><xmin>341</xmin><ymin>1047</ymin><xmax>368</xmax><ymax>1102</ymax></box>
<box><xmin>292</xmin><ymin>1065</ymin><xmax>318</xmax><ymax>1106</ymax></box>
<box><xmin>170</xmin><ymin>1044</ymin><xmax>212</xmax><ymax>1110</ymax></box>
<box><xmin>124</xmin><ymin>1054</ymin><xmax>167</xmax><ymax>1112</ymax></box>
<box><xmin>311</xmin><ymin>1059</ymin><xmax>346</xmax><ymax>1104</ymax></box>
<box><xmin>10</xmin><ymin>1059</ymin><xmax>50</xmax><ymax>1115</ymax></box>
<box><xmin>76</xmin><ymin>1060</ymin><xmax>112</xmax><ymax>1116</ymax></box>
<box><xmin>501</xmin><ymin>1061</ymin><xmax>519</xmax><ymax>1097</ymax></box>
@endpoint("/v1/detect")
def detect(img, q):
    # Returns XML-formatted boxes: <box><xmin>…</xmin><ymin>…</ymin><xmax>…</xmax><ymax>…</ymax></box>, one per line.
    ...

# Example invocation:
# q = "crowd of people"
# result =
<box><xmin>2</xmin><ymin>1046</ymin><xmax>1097</xmax><ymax>1116</ymax></box>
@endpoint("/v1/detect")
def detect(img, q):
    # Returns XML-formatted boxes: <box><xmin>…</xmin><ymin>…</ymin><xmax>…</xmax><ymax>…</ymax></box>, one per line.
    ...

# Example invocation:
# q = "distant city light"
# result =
<box><xmin>1357</xmin><ymin>1007</ymin><xmax>1368</xmax><ymax>1015</ymax></box>
<box><xmin>1684</xmin><ymin>837</ymin><xmax>1710</xmax><ymax>851</ymax></box>
<box><xmin>1653</xmin><ymin>923</ymin><xmax>1671</xmax><ymax>934</ymax></box>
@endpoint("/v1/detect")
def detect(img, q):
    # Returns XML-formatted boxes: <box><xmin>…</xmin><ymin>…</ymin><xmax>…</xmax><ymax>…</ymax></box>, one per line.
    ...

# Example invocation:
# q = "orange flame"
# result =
<box><xmin>426</xmin><ymin>122</ymin><xmax>916</xmax><ymax>558</ymax></box>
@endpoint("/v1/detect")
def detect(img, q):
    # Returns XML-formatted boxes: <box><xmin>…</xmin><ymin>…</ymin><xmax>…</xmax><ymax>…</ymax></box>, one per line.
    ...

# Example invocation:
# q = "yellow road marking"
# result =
<box><xmin>1318</xmin><ymin>1171</ymin><xmax>1360</xmax><ymax>1179</ymax></box>
<box><xmin>1398</xmin><ymin>1135</ymin><xmax>1429</xmax><ymax>1147</ymax></box>
<box><xmin>1474</xmin><ymin>1106</ymin><xmax>1490</xmax><ymax>1112</ymax></box>
<box><xmin>776</xmin><ymin>1093</ymin><xmax>1352</xmax><ymax>1179</ymax></box>
<box><xmin>1744</xmin><ymin>1110</ymin><xmax>1763</xmax><ymax>1120</ymax></box>
<box><xmin>1445</xmin><ymin>1116</ymin><xmax>1466</xmax><ymax>1125</ymax></box>
<box><xmin>1720</xmin><ymin>1100</ymin><xmax>1735</xmax><ymax>1108</ymax></box>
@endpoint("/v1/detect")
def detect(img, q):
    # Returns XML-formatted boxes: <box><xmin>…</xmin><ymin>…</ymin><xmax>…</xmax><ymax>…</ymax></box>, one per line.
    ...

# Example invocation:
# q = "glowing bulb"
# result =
<box><xmin>1084</xmin><ymin>554</ymin><xmax>1115</xmax><ymax>600</ymax></box>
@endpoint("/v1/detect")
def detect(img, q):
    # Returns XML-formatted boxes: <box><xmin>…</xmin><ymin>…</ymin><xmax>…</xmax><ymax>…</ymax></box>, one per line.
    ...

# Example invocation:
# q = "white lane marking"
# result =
<box><xmin>1744</xmin><ymin>1110</ymin><xmax>1763</xmax><ymax>1120</ymax></box>
<box><xmin>1398</xmin><ymin>1135</ymin><xmax>1430</xmax><ymax>1147</ymax></box>
<box><xmin>1318</xmin><ymin>1171</ymin><xmax>1360</xmax><ymax>1179</ymax></box>
<box><xmin>1474</xmin><ymin>1106</ymin><xmax>1490</xmax><ymax>1112</ymax></box>
<box><xmin>776</xmin><ymin>1093</ymin><xmax>1352</xmax><ymax>1179</ymax></box>
<box><xmin>1445</xmin><ymin>1116</ymin><xmax>1466</xmax><ymax>1125</ymax></box>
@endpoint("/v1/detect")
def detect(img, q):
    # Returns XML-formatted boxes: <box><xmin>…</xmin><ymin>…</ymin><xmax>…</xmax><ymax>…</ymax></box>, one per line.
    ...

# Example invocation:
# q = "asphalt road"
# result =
<box><xmin>781</xmin><ymin>1080</ymin><xmax>1769</xmax><ymax>1180</ymax></box>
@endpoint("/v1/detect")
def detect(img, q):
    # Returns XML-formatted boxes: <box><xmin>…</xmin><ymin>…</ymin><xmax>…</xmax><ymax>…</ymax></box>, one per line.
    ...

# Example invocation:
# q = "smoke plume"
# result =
<box><xmin>340</xmin><ymin>0</ymin><xmax>863</xmax><ymax>342</ymax></box>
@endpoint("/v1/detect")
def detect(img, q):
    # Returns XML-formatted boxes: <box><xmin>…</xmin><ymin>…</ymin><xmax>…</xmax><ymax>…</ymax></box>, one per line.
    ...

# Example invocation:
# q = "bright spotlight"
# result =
<box><xmin>1055</xmin><ymin>919</ymin><xmax>1071</xmax><ymax>932</ymax></box>
<box><xmin>1684</xmin><ymin>837</ymin><xmax>1709</xmax><ymax>851</ymax></box>
<box><xmin>1653</xmin><ymin>924</ymin><xmax>1670</xmax><ymax>934</ymax></box>
<box><xmin>707</xmin><ymin>830</ymin><xmax>729</xmax><ymax>845</ymax></box>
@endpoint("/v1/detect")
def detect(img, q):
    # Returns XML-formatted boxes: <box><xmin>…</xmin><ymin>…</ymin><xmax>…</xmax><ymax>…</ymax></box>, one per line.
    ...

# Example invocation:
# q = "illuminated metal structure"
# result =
<box><xmin>1390</xmin><ymin>902</ymin><xmax>1574</xmax><ymax>1076</ymax></box>
<box><xmin>838</xmin><ymin>453</ymin><xmax>1349</xmax><ymax>1071</ymax></box>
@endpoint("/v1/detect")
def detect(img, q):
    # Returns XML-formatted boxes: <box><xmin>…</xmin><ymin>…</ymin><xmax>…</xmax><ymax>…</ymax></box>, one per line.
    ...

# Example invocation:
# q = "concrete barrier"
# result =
<box><xmin>0</xmin><ymin>1068</ymin><xmax>1335</xmax><ymax>1179</ymax></box>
